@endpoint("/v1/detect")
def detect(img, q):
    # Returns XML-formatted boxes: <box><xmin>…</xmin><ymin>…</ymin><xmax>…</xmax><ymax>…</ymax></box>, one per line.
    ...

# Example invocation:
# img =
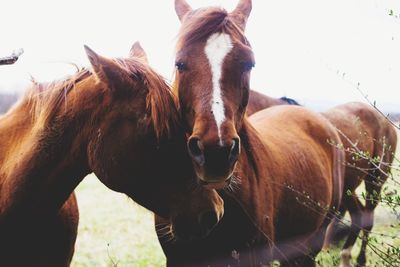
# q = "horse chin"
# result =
<box><xmin>202</xmin><ymin>180</ymin><xmax>228</xmax><ymax>190</ymax></box>
<box><xmin>197</xmin><ymin>174</ymin><xmax>233</xmax><ymax>190</ymax></box>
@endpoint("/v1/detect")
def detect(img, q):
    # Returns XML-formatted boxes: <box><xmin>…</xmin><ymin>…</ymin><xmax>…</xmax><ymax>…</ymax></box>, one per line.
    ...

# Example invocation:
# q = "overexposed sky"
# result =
<box><xmin>1</xmin><ymin>0</ymin><xmax>399</xmax><ymax>111</ymax></box>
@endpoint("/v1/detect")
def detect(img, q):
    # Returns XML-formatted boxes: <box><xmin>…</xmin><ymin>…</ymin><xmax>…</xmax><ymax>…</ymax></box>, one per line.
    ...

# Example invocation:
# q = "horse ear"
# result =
<box><xmin>84</xmin><ymin>45</ymin><xmax>132</xmax><ymax>95</ymax></box>
<box><xmin>175</xmin><ymin>0</ymin><xmax>192</xmax><ymax>21</ymax></box>
<box><xmin>129</xmin><ymin>42</ymin><xmax>148</xmax><ymax>63</ymax></box>
<box><xmin>230</xmin><ymin>0</ymin><xmax>252</xmax><ymax>31</ymax></box>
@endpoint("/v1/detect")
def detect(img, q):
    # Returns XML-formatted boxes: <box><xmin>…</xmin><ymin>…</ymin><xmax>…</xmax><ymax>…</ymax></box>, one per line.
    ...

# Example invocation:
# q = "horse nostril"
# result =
<box><xmin>188</xmin><ymin>137</ymin><xmax>205</xmax><ymax>166</ymax></box>
<box><xmin>198</xmin><ymin>210</ymin><xmax>219</xmax><ymax>233</ymax></box>
<box><xmin>229</xmin><ymin>137</ymin><xmax>240</xmax><ymax>164</ymax></box>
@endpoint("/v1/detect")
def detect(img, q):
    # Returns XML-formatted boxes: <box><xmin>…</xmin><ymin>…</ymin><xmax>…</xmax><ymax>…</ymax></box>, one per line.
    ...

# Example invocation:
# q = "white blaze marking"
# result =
<box><xmin>204</xmin><ymin>33</ymin><xmax>233</xmax><ymax>146</ymax></box>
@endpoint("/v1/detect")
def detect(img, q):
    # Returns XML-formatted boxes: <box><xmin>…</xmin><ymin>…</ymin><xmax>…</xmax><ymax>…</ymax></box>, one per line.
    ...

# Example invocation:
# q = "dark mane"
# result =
<box><xmin>279</xmin><ymin>96</ymin><xmax>301</xmax><ymax>106</ymax></box>
<box><xmin>177</xmin><ymin>7</ymin><xmax>248</xmax><ymax>49</ymax></box>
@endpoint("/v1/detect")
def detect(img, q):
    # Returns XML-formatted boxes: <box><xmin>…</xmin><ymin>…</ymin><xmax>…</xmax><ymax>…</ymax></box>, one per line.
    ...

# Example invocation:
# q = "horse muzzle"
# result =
<box><xmin>187</xmin><ymin>135</ymin><xmax>240</xmax><ymax>186</ymax></box>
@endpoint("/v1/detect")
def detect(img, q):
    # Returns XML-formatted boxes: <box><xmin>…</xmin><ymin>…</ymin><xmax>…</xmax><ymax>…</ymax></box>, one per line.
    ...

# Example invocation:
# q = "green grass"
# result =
<box><xmin>71</xmin><ymin>131</ymin><xmax>400</xmax><ymax>266</ymax></box>
<box><xmin>71</xmin><ymin>175</ymin><xmax>165</xmax><ymax>267</ymax></box>
<box><xmin>316</xmin><ymin>189</ymin><xmax>400</xmax><ymax>267</ymax></box>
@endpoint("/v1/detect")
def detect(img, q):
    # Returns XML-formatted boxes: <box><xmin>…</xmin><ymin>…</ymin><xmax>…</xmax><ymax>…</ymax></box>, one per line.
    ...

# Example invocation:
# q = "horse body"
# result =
<box><xmin>322</xmin><ymin>102</ymin><xmax>397</xmax><ymax>267</ymax></box>
<box><xmin>247</xmin><ymin>106</ymin><xmax>344</xmax><ymax>265</ymax></box>
<box><xmin>169</xmin><ymin>1</ymin><xmax>345</xmax><ymax>265</ymax></box>
<box><xmin>0</xmin><ymin>44</ymin><xmax>224</xmax><ymax>266</ymax></box>
<box><xmin>248</xmin><ymin>91</ymin><xmax>397</xmax><ymax>266</ymax></box>
<box><xmin>160</xmin><ymin>106</ymin><xmax>345</xmax><ymax>267</ymax></box>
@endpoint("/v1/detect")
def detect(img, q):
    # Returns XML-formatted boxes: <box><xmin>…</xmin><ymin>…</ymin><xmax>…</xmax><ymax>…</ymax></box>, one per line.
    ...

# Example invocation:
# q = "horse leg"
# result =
<box><xmin>339</xmin><ymin>193</ymin><xmax>364</xmax><ymax>267</ymax></box>
<box><xmin>355</xmin><ymin>170</ymin><xmax>386</xmax><ymax>267</ymax></box>
<box><xmin>303</xmin><ymin>216</ymin><xmax>334</xmax><ymax>267</ymax></box>
<box><xmin>324</xmin><ymin>203</ymin><xmax>347</xmax><ymax>248</ymax></box>
<box><xmin>280</xmin><ymin>225</ymin><xmax>329</xmax><ymax>267</ymax></box>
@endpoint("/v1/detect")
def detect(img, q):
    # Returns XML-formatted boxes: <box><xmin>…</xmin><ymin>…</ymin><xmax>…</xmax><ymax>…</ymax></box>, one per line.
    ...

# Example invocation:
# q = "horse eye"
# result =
<box><xmin>242</xmin><ymin>62</ymin><xmax>255</xmax><ymax>72</ymax></box>
<box><xmin>175</xmin><ymin>62</ymin><xmax>187</xmax><ymax>72</ymax></box>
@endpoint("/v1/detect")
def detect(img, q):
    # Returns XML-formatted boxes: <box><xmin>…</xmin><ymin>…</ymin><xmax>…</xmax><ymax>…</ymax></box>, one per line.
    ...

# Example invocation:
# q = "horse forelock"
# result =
<box><xmin>113</xmin><ymin>58</ymin><xmax>180</xmax><ymax>140</ymax></box>
<box><xmin>176</xmin><ymin>7</ymin><xmax>249</xmax><ymax>51</ymax></box>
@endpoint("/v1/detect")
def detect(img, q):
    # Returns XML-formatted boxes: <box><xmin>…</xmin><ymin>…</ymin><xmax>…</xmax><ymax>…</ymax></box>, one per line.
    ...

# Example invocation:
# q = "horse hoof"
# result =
<box><xmin>339</xmin><ymin>248</ymin><xmax>353</xmax><ymax>267</ymax></box>
<box><xmin>355</xmin><ymin>254</ymin><xmax>366</xmax><ymax>267</ymax></box>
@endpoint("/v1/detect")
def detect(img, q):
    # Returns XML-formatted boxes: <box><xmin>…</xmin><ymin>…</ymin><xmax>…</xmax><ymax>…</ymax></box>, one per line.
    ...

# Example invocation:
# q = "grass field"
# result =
<box><xmin>71</xmin><ymin>175</ymin><xmax>165</xmax><ymax>267</ymax></box>
<box><xmin>71</xmin><ymin>132</ymin><xmax>400</xmax><ymax>267</ymax></box>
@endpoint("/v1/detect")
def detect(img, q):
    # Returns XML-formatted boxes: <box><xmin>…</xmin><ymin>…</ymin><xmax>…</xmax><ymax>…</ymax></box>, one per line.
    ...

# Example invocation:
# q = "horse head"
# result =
<box><xmin>173</xmin><ymin>0</ymin><xmax>254</xmax><ymax>188</ymax></box>
<box><xmin>84</xmin><ymin>43</ymin><xmax>224</xmax><ymax>240</ymax></box>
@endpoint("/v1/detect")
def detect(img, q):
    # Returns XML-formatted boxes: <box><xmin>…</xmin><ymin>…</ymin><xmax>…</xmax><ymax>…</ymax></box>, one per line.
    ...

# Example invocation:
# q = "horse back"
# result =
<box><xmin>249</xmin><ymin>105</ymin><xmax>345</xmax><ymax>240</ymax></box>
<box><xmin>246</xmin><ymin>90</ymin><xmax>286</xmax><ymax>116</ymax></box>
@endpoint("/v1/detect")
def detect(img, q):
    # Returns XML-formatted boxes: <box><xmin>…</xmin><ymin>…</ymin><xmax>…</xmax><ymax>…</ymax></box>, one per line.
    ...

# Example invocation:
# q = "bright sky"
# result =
<box><xmin>1</xmin><ymin>0</ymin><xmax>399</xmax><ymax>111</ymax></box>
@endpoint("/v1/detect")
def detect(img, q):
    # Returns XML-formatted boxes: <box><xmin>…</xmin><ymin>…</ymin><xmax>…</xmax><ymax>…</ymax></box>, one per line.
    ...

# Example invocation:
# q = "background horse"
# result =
<box><xmin>322</xmin><ymin>103</ymin><xmax>397</xmax><ymax>267</ymax></box>
<box><xmin>169</xmin><ymin>0</ymin><xmax>345</xmax><ymax>266</ymax></box>
<box><xmin>0</xmin><ymin>43</ymin><xmax>223</xmax><ymax>266</ymax></box>
<box><xmin>246</xmin><ymin>90</ymin><xmax>300</xmax><ymax>115</ymax></box>
<box><xmin>247</xmin><ymin>91</ymin><xmax>398</xmax><ymax>267</ymax></box>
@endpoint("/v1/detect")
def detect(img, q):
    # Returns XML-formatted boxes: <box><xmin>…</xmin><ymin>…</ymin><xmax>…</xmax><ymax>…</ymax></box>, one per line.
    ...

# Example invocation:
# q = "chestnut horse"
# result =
<box><xmin>247</xmin><ymin>92</ymin><xmax>398</xmax><ymax>267</ymax></box>
<box><xmin>0</xmin><ymin>43</ymin><xmax>223</xmax><ymax>267</ymax></box>
<box><xmin>168</xmin><ymin>0</ymin><xmax>345</xmax><ymax>266</ymax></box>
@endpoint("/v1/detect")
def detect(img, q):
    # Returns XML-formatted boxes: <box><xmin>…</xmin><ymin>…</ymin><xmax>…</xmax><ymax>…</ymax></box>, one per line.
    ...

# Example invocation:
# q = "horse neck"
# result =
<box><xmin>237</xmin><ymin>118</ymin><xmax>269</xmax><ymax>178</ymax></box>
<box><xmin>0</xmin><ymin>104</ymin><xmax>35</xmax><ymax>166</ymax></box>
<box><xmin>0</xmin><ymin>89</ymin><xmax>93</xmax><ymax>222</ymax></box>
<box><xmin>229</xmin><ymin>118</ymin><xmax>275</xmax><ymax>231</ymax></box>
<box><xmin>112</xmin><ymin>123</ymin><xmax>194</xmax><ymax>217</ymax></box>
<box><xmin>138</xmin><ymin>125</ymin><xmax>193</xmax><ymax>183</ymax></box>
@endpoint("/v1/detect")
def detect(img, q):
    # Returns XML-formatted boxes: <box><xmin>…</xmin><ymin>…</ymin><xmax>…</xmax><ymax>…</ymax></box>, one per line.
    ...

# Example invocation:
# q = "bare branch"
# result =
<box><xmin>0</xmin><ymin>49</ymin><xmax>24</xmax><ymax>65</ymax></box>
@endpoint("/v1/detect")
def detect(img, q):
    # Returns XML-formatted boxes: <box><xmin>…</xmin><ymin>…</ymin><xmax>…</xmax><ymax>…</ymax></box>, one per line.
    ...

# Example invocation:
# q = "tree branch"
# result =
<box><xmin>0</xmin><ymin>49</ymin><xmax>24</xmax><ymax>65</ymax></box>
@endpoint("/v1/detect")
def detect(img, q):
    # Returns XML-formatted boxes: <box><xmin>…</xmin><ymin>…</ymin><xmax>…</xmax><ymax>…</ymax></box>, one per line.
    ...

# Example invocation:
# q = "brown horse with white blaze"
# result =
<box><xmin>0</xmin><ymin>43</ymin><xmax>223</xmax><ymax>266</ymax></box>
<box><xmin>170</xmin><ymin>0</ymin><xmax>345</xmax><ymax>266</ymax></box>
<box><xmin>174</xmin><ymin>0</ymin><xmax>254</xmax><ymax>186</ymax></box>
